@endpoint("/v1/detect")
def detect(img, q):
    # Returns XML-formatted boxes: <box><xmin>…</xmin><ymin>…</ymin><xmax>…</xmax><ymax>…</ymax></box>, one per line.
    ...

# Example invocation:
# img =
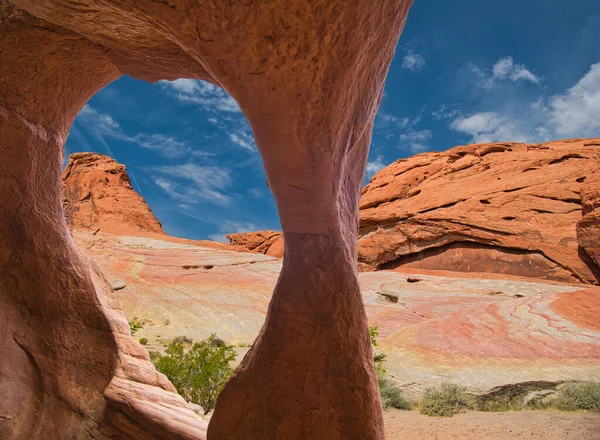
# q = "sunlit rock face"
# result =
<box><xmin>230</xmin><ymin>139</ymin><xmax>600</xmax><ymax>285</ymax></box>
<box><xmin>577</xmin><ymin>167</ymin><xmax>600</xmax><ymax>268</ymax></box>
<box><xmin>0</xmin><ymin>0</ymin><xmax>413</xmax><ymax>438</ymax></box>
<box><xmin>62</xmin><ymin>153</ymin><xmax>165</xmax><ymax>236</ymax></box>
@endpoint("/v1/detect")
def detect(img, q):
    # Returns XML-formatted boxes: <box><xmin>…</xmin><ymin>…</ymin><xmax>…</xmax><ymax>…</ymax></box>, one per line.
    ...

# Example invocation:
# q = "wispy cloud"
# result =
<box><xmin>159</xmin><ymin>79</ymin><xmax>241</xmax><ymax>113</ymax></box>
<box><xmin>153</xmin><ymin>163</ymin><xmax>232</xmax><ymax>206</ymax></box>
<box><xmin>76</xmin><ymin>105</ymin><xmax>210</xmax><ymax>159</ymax></box>
<box><xmin>450</xmin><ymin>61</ymin><xmax>600</xmax><ymax>143</ymax></box>
<box><xmin>468</xmin><ymin>56</ymin><xmax>541</xmax><ymax>89</ymax></box>
<box><xmin>374</xmin><ymin>107</ymin><xmax>434</xmax><ymax>153</ymax></box>
<box><xmin>208</xmin><ymin>220</ymin><xmax>260</xmax><ymax>242</ymax></box>
<box><xmin>399</xmin><ymin>128</ymin><xmax>433</xmax><ymax>153</ymax></box>
<box><xmin>402</xmin><ymin>52</ymin><xmax>426</xmax><ymax>72</ymax></box>
<box><xmin>159</xmin><ymin>79</ymin><xmax>259</xmax><ymax>155</ymax></box>
<box><xmin>228</xmin><ymin>130</ymin><xmax>257</xmax><ymax>152</ymax></box>
<box><xmin>492</xmin><ymin>56</ymin><xmax>540</xmax><ymax>84</ymax></box>
<box><xmin>431</xmin><ymin>104</ymin><xmax>462</xmax><ymax>121</ymax></box>
<box><xmin>366</xmin><ymin>155</ymin><xmax>387</xmax><ymax>178</ymax></box>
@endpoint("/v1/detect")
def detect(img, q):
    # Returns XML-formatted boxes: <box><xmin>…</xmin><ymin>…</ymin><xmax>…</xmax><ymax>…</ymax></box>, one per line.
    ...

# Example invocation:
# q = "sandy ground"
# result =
<box><xmin>383</xmin><ymin>410</ymin><xmax>600</xmax><ymax>440</ymax></box>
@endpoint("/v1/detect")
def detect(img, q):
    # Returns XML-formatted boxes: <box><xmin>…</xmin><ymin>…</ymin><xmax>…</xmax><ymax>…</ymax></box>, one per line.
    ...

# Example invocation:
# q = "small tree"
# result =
<box><xmin>153</xmin><ymin>334</ymin><xmax>236</xmax><ymax>414</ymax></box>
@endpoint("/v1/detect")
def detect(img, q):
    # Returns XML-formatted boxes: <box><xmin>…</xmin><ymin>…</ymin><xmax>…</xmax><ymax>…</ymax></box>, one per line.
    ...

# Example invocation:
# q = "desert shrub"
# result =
<box><xmin>152</xmin><ymin>334</ymin><xmax>236</xmax><ymax>414</ymax></box>
<box><xmin>172</xmin><ymin>335</ymin><xmax>193</xmax><ymax>345</ymax></box>
<box><xmin>211</xmin><ymin>337</ymin><xmax>225</xmax><ymax>347</ymax></box>
<box><xmin>139</xmin><ymin>337</ymin><xmax>148</xmax><ymax>345</ymax></box>
<box><xmin>553</xmin><ymin>382</ymin><xmax>600</xmax><ymax>412</ymax></box>
<box><xmin>370</xmin><ymin>325</ymin><xmax>411</xmax><ymax>410</ymax></box>
<box><xmin>378</xmin><ymin>371</ymin><xmax>411</xmax><ymax>410</ymax></box>
<box><xmin>129</xmin><ymin>320</ymin><xmax>142</xmax><ymax>335</ymax></box>
<box><xmin>369</xmin><ymin>326</ymin><xmax>387</xmax><ymax>373</ymax></box>
<box><xmin>420</xmin><ymin>383</ymin><xmax>473</xmax><ymax>417</ymax></box>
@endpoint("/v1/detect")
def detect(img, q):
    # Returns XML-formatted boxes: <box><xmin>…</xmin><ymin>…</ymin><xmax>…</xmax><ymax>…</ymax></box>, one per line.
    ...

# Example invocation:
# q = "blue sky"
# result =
<box><xmin>66</xmin><ymin>0</ymin><xmax>600</xmax><ymax>241</ymax></box>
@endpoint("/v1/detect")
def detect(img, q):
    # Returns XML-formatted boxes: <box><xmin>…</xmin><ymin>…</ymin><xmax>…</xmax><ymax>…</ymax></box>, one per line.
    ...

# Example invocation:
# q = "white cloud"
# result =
<box><xmin>154</xmin><ymin>163</ymin><xmax>232</xmax><ymax>206</ymax></box>
<box><xmin>399</xmin><ymin>129</ymin><xmax>433</xmax><ymax>153</ymax></box>
<box><xmin>76</xmin><ymin>105</ymin><xmax>212</xmax><ymax>159</ymax></box>
<box><xmin>155</xmin><ymin>178</ymin><xmax>176</xmax><ymax>193</ymax></box>
<box><xmin>208</xmin><ymin>220</ymin><xmax>260</xmax><ymax>242</ymax></box>
<box><xmin>399</xmin><ymin>129</ymin><xmax>432</xmax><ymax>143</ymax></box>
<box><xmin>450</xmin><ymin>112</ymin><xmax>530</xmax><ymax>143</ymax></box>
<box><xmin>492</xmin><ymin>57</ymin><xmax>540</xmax><ymax>84</ymax></box>
<box><xmin>228</xmin><ymin>131</ymin><xmax>257</xmax><ymax>152</ymax></box>
<box><xmin>548</xmin><ymin>62</ymin><xmax>600</xmax><ymax>136</ymax></box>
<box><xmin>129</xmin><ymin>133</ymin><xmax>190</xmax><ymax>158</ymax></box>
<box><xmin>79</xmin><ymin>105</ymin><xmax>120</xmax><ymax>131</ymax></box>
<box><xmin>402</xmin><ymin>52</ymin><xmax>426</xmax><ymax>72</ymax></box>
<box><xmin>159</xmin><ymin>79</ymin><xmax>241</xmax><ymax>113</ymax></box>
<box><xmin>432</xmin><ymin>104</ymin><xmax>461</xmax><ymax>121</ymax></box>
<box><xmin>365</xmin><ymin>156</ymin><xmax>387</xmax><ymax>178</ymax></box>
<box><xmin>468</xmin><ymin>56</ymin><xmax>541</xmax><ymax>89</ymax></box>
<box><xmin>159</xmin><ymin>80</ymin><xmax>260</xmax><ymax>155</ymax></box>
<box><xmin>451</xmin><ymin>61</ymin><xmax>600</xmax><ymax>143</ymax></box>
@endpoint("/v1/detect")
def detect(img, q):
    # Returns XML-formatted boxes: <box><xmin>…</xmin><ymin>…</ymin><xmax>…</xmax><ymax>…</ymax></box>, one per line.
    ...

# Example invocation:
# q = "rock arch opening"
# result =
<box><xmin>0</xmin><ymin>1</ymin><xmax>413</xmax><ymax>439</ymax></box>
<box><xmin>63</xmin><ymin>75</ymin><xmax>279</xmax><ymax>243</ymax></box>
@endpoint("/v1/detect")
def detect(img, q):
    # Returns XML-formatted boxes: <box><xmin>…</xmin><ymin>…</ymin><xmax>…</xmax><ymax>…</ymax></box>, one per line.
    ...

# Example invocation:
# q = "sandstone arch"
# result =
<box><xmin>0</xmin><ymin>1</ymin><xmax>413</xmax><ymax>438</ymax></box>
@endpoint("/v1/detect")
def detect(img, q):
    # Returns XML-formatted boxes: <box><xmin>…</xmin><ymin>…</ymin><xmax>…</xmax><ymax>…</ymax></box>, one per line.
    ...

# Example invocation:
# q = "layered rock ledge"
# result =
<box><xmin>230</xmin><ymin>138</ymin><xmax>600</xmax><ymax>284</ymax></box>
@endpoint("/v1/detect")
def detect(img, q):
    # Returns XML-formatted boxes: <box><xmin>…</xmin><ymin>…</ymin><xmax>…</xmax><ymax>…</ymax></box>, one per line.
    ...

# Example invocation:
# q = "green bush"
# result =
<box><xmin>369</xmin><ymin>325</ymin><xmax>387</xmax><ymax>373</ymax></box>
<box><xmin>139</xmin><ymin>337</ymin><xmax>148</xmax><ymax>345</ymax></box>
<box><xmin>378</xmin><ymin>371</ymin><xmax>411</xmax><ymax>410</ymax></box>
<box><xmin>152</xmin><ymin>334</ymin><xmax>236</xmax><ymax>414</ymax></box>
<box><xmin>370</xmin><ymin>325</ymin><xmax>410</xmax><ymax>410</ymax></box>
<box><xmin>420</xmin><ymin>383</ymin><xmax>473</xmax><ymax>417</ymax></box>
<box><xmin>553</xmin><ymin>382</ymin><xmax>600</xmax><ymax>412</ymax></box>
<box><xmin>129</xmin><ymin>320</ymin><xmax>142</xmax><ymax>336</ymax></box>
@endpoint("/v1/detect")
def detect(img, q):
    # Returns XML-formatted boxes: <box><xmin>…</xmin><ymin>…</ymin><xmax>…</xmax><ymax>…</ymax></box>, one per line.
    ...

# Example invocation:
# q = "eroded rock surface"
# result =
<box><xmin>63</xmin><ymin>153</ymin><xmax>165</xmax><ymax>236</ymax></box>
<box><xmin>227</xmin><ymin>230</ymin><xmax>285</xmax><ymax>258</ymax></box>
<box><xmin>231</xmin><ymin>139</ymin><xmax>600</xmax><ymax>284</ymax></box>
<box><xmin>577</xmin><ymin>167</ymin><xmax>600</xmax><ymax>267</ymax></box>
<box><xmin>72</xmin><ymin>230</ymin><xmax>600</xmax><ymax>402</ymax></box>
<box><xmin>1</xmin><ymin>0</ymin><xmax>413</xmax><ymax>438</ymax></box>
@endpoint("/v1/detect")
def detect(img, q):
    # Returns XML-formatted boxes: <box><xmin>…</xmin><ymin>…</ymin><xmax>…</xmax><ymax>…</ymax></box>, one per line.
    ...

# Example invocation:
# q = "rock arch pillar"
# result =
<box><xmin>0</xmin><ymin>5</ymin><xmax>207</xmax><ymax>439</ymax></box>
<box><xmin>2</xmin><ymin>0</ymin><xmax>414</xmax><ymax>438</ymax></box>
<box><xmin>201</xmin><ymin>2</ymin><xmax>413</xmax><ymax>437</ymax></box>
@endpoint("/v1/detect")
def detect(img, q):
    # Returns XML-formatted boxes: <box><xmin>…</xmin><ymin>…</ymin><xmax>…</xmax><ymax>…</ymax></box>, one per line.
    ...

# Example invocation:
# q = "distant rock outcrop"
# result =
<box><xmin>62</xmin><ymin>153</ymin><xmax>165</xmax><ymax>236</ymax></box>
<box><xmin>227</xmin><ymin>230</ymin><xmax>285</xmax><ymax>258</ymax></box>
<box><xmin>230</xmin><ymin>139</ymin><xmax>600</xmax><ymax>284</ymax></box>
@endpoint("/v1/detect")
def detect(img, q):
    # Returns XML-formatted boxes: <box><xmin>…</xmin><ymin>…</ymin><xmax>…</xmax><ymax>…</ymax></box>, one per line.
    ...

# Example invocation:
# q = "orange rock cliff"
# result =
<box><xmin>230</xmin><ymin>138</ymin><xmax>600</xmax><ymax>285</ymax></box>
<box><xmin>63</xmin><ymin>152</ymin><xmax>165</xmax><ymax>236</ymax></box>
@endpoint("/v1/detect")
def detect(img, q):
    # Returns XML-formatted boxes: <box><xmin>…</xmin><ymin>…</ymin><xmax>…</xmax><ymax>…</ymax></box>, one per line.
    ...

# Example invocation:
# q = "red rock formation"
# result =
<box><xmin>232</xmin><ymin>139</ymin><xmax>600</xmax><ymax>284</ymax></box>
<box><xmin>63</xmin><ymin>153</ymin><xmax>165</xmax><ymax>236</ymax></box>
<box><xmin>577</xmin><ymin>167</ymin><xmax>600</xmax><ymax>268</ymax></box>
<box><xmin>0</xmin><ymin>5</ymin><xmax>206</xmax><ymax>439</ymax></box>
<box><xmin>1</xmin><ymin>1</ymin><xmax>412</xmax><ymax>439</ymax></box>
<box><xmin>227</xmin><ymin>230</ymin><xmax>285</xmax><ymax>258</ymax></box>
